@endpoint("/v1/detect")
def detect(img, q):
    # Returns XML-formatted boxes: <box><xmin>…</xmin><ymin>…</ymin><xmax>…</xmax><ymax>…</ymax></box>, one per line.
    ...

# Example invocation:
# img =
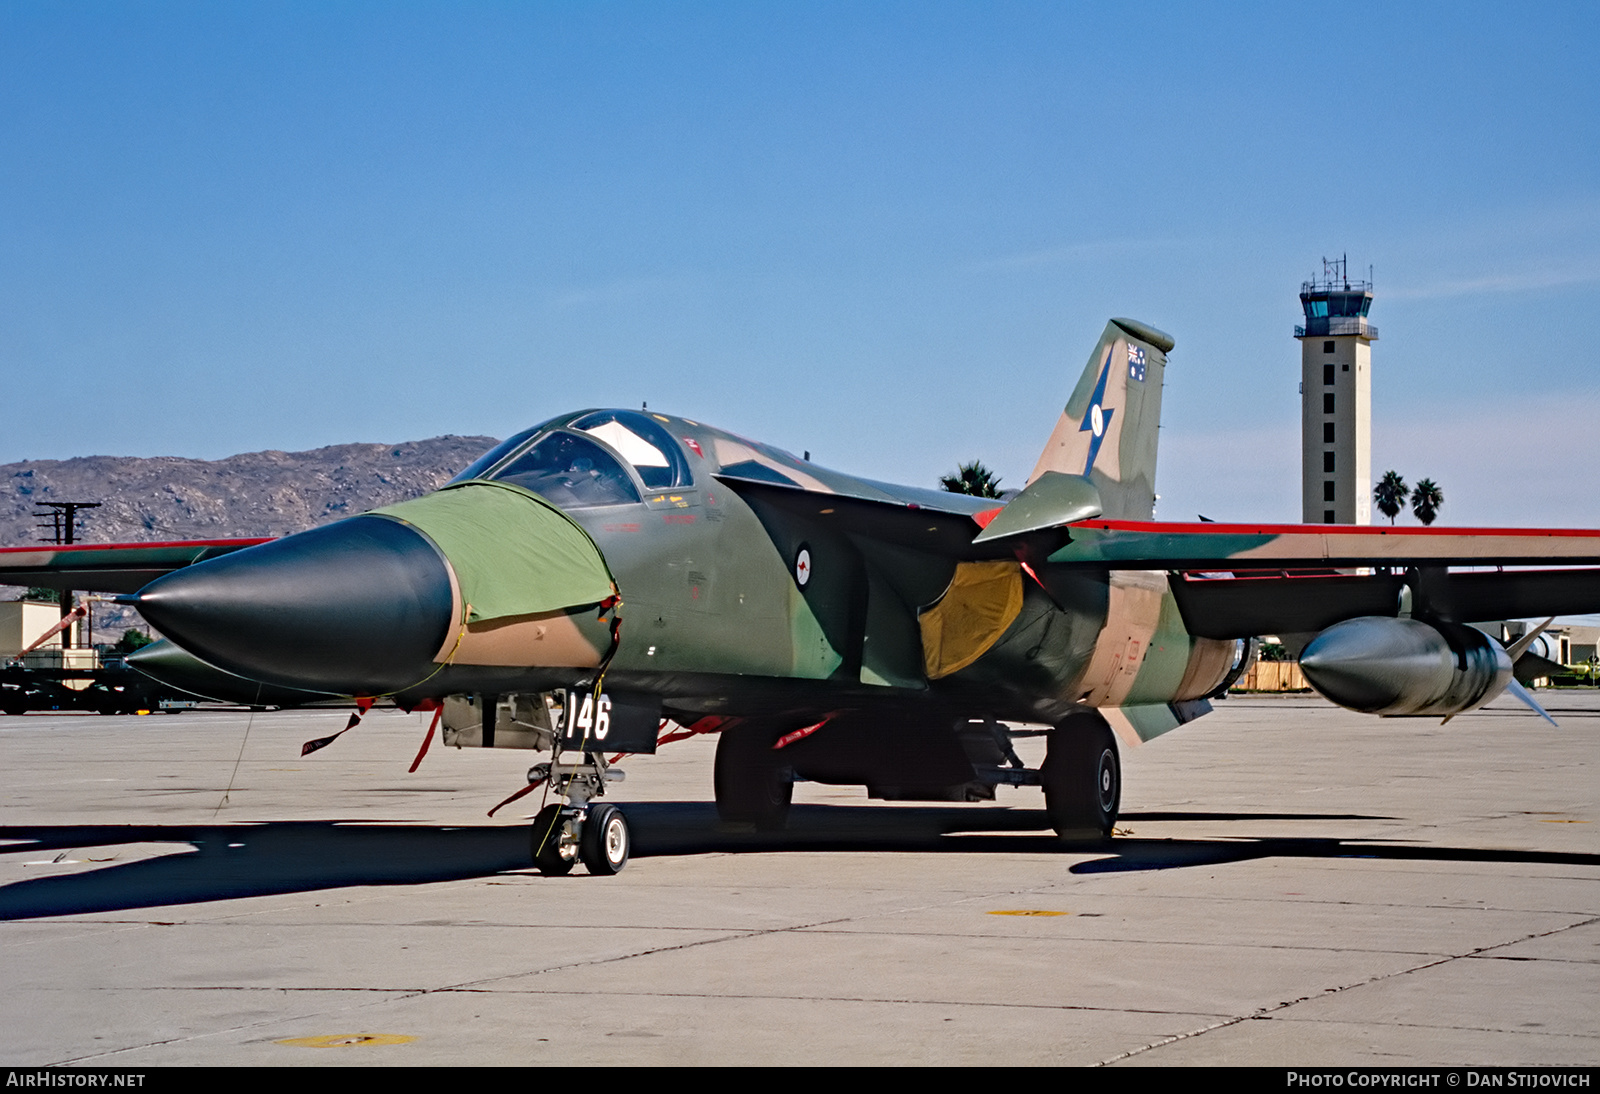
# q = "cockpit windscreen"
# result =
<box><xmin>571</xmin><ymin>411</ymin><xmax>691</xmax><ymax>489</ymax></box>
<box><xmin>487</xmin><ymin>431</ymin><xmax>641</xmax><ymax>508</ymax></box>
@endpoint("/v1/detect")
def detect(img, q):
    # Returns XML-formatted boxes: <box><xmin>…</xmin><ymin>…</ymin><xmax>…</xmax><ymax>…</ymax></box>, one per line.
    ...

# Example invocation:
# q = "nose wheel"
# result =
<box><xmin>580</xmin><ymin>803</ymin><xmax>630</xmax><ymax>875</ymax></box>
<box><xmin>527</xmin><ymin>752</ymin><xmax>632</xmax><ymax>875</ymax></box>
<box><xmin>531</xmin><ymin>804</ymin><xmax>579</xmax><ymax>875</ymax></box>
<box><xmin>531</xmin><ymin>802</ymin><xmax>632</xmax><ymax>876</ymax></box>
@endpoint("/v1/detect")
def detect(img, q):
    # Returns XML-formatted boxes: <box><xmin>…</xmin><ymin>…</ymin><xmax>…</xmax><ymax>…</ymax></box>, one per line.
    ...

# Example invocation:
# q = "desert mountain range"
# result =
<box><xmin>2</xmin><ymin>436</ymin><xmax>498</xmax><ymax>549</ymax></box>
<box><xmin>2</xmin><ymin>436</ymin><xmax>498</xmax><ymax>636</ymax></box>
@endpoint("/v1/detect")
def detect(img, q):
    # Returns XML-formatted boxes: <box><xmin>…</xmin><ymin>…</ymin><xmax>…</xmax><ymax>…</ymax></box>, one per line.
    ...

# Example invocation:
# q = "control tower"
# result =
<box><xmin>1295</xmin><ymin>256</ymin><xmax>1376</xmax><ymax>524</ymax></box>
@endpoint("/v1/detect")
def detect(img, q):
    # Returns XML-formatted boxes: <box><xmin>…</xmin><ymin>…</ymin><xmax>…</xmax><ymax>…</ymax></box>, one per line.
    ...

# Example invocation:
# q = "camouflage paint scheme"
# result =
<box><xmin>8</xmin><ymin>317</ymin><xmax>1600</xmax><ymax>827</ymax></box>
<box><xmin>317</xmin><ymin>318</ymin><xmax>1245</xmax><ymax>747</ymax></box>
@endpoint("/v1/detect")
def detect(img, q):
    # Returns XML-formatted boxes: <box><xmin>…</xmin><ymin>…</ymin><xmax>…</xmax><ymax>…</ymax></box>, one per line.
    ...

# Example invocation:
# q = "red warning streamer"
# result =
<box><xmin>408</xmin><ymin>704</ymin><xmax>444</xmax><ymax>773</ymax></box>
<box><xmin>774</xmin><ymin>718</ymin><xmax>829</xmax><ymax>750</ymax></box>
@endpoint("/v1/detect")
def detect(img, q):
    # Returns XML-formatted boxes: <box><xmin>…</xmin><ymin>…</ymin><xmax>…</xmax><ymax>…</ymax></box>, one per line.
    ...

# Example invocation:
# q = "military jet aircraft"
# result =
<box><xmin>6</xmin><ymin>317</ymin><xmax>1600</xmax><ymax>875</ymax></box>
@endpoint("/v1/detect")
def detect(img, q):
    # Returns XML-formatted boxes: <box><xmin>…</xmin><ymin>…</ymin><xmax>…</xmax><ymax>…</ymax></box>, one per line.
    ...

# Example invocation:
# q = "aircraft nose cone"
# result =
<box><xmin>132</xmin><ymin>516</ymin><xmax>454</xmax><ymax>695</ymax></box>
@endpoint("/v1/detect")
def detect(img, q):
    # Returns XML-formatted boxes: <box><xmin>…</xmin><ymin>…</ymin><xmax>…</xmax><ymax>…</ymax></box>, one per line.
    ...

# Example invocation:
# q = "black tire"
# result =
<box><xmin>94</xmin><ymin>696</ymin><xmax>135</xmax><ymax>716</ymax></box>
<box><xmin>1040</xmin><ymin>712</ymin><xmax>1120</xmax><ymax>841</ymax></box>
<box><xmin>531</xmin><ymin>804</ymin><xmax>576</xmax><ymax>876</ymax></box>
<box><xmin>714</xmin><ymin>725</ymin><xmax>794</xmax><ymax>831</ymax></box>
<box><xmin>579</xmin><ymin>803</ymin><xmax>630</xmax><ymax>875</ymax></box>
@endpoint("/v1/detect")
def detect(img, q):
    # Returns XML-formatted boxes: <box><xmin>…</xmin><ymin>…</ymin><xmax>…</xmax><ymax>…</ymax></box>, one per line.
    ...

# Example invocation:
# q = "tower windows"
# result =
<box><xmin>1324</xmin><ymin>481</ymin><xmax>1336</xmax><ymax>501</ymax></box>
<box><xmin>1323</xmin><ymin>341</ymin><xmax>1335</xmax><ymax>353</ymax></box>
<box><xmin>1323</xmin><ymin>364</ymin><xmax>1335</xmax><ymax>385</ymax></box>
<box><xmin>1323</xmin><ymin>451</ymin><xmax>1335</xmax><ymax>472</ymax></box>
<box><xmin>1323</xmin><ymin>422</ymin><xmax>1335</xmax><ymax>443</ymax></box>
<box><xmin>1323</xmin><ymin>393</ymin><xmax>1335</xmax><ymax>414</ymax></box>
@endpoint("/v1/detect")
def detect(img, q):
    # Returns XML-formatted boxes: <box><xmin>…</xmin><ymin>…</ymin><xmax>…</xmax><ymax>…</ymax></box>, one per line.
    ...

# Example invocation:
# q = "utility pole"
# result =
<box><xmin>33</xmin><ymin>501</ymin><xmax>101</xmax><ymax>649</ymax></box>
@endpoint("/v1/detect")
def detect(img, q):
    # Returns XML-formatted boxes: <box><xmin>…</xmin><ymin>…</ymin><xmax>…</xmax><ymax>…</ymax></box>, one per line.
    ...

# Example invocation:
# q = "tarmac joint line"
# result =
<box><xmin>1095</xmin><ymin>913</ymin><xmax>1600</xmax><ymax>1065</ymax></box>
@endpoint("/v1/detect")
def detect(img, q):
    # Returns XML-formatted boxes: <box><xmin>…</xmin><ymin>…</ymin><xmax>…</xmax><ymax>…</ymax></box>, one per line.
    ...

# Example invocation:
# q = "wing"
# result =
<box><xmin>1045</xmin><ymin>519</ymin><xmax>1600</xmax><ymax>635</ymax></box>
<box><xmin>714</xmin><ymin>475</ymin><xmax>1006</xmax><ymax>559</ymax></box>
<box><xmin>714</xmin><ymin>471</ymin><xmax>1600</xmax><ymax>633</ymax></box>
<box><xmin>1168</xmin><ymin>568</ymin><xmax>1600</xmax><ymax>638</ymax></box>
<box><xmin>0</xmin><ymin>538</ymin><xmax>271</xmax><ymax>594</ymax></box>
<box><xmin>1047</xmin><ymin>519</ymin><xmax>1600</xmax><ymax>569</ymax></box>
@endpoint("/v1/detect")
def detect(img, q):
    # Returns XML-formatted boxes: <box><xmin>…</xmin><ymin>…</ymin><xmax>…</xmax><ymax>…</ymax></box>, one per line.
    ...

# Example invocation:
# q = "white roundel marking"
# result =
<box><xmin>1091</xmin><ymin>404</ymin><xmax>1104</xmax><ymax>437</ymax></box>
<box><xmin>795</xmin><ymin>548</ymin><xmax>812</xmax><ymax>588</ymax></box>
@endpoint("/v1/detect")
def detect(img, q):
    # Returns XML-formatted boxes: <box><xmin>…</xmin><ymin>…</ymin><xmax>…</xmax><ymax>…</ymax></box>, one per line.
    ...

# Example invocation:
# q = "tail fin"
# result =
<box><xmin>1028</xmin><ymin>317</ymin><xmax>1174</xmax><ymax>520</ymax></box>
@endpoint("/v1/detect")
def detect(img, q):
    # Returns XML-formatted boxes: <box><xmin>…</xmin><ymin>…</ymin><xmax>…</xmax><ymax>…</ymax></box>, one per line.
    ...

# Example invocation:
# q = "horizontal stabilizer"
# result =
<box><xmin>971</xmin><ymin>472</ymin><xmax>1102</xmax><ymax>544</ymax></box>
<box><xmin>1103</xmin><ymin>698</ymin><xmax>1212</xmax><ymax>747</ymax></box>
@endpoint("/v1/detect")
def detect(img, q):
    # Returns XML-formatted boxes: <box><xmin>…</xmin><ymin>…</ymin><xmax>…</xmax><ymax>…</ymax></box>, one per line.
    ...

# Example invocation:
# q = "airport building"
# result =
<box><xmin>0</xmin><ymin>597</ymin><xmax>94</xmax><ymax>672</ymax></box>
<box><xmin>1296</xmin><ymin>257</ymin><xmax>1375</xmax><ymax>524</ymax></box>
<box><xmin>1489</xmin><ymin>621</ymin><xmax>1600</xmax><ymax>674</ymax></box>
<box><xmin>1</xmin><ymin>599</ymin><xmax>66</xmax><ymax>658</ymax></box>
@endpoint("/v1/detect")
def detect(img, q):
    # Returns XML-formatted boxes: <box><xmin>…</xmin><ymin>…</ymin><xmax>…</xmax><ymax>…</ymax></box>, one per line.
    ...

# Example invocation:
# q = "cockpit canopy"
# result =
<box><xmin>451</xmin><ymin>409</ymin><xmax>693</xmax><ymax>508</ymax></box>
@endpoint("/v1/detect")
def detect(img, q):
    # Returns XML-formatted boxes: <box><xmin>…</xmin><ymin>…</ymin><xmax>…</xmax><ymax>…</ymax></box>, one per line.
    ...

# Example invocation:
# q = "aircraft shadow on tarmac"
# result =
<box><xmin>2</xmin><ymin>804</ymin><xmax>1596</xmax><ymax>920</ymax></box>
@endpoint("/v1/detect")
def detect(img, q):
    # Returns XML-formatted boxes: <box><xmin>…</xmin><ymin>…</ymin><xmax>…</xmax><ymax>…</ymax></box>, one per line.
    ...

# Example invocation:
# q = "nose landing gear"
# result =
<box><xmin>528</xmin><ymin>751</ymin><xmax>631</xmax><ymax>875</ymax></box>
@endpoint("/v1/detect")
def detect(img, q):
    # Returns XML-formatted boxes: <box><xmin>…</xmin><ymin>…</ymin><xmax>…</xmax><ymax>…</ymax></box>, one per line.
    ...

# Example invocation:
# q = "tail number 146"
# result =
<box><xmin>561</xmin><ymin>692</ymin><xmax>612</xmax><ymax>742</ymax></box>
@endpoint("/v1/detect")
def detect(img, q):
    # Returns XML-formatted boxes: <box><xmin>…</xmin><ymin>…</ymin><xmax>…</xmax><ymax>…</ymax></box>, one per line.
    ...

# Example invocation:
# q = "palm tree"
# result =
<box><xmin>1373</xmin><ymin>470</ymin><xmax>1407</xmax><ymax>524</ymax></box>
<box><xmin>940</xmin><ymin>460</ymin><xmax>1004</xmax><ymax>498</ymax></box>
<box><xmin>1410</xmin><ymin>478</ymin><xmax>1444</xmax><ymax>526</ymax></box>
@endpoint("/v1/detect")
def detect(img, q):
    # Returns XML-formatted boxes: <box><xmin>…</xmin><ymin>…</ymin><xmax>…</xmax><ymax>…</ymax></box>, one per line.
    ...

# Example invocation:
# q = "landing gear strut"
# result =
<box><xmin>1040</xmin><ymin>712</ymin><xmax>1120</xmax><ymax>842</ymax></box>
<box><xmin>527</xmin><ymin>751</ymin><xmax>630</xmax><ymax>875</ymax></box>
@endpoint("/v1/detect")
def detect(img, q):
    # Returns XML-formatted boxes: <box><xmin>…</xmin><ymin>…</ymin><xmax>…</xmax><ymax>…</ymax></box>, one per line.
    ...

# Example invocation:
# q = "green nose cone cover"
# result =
<box><xmin>372</xmin><ymin>481</ymin><xmax>615</xmax><ymax>624</ymax></box>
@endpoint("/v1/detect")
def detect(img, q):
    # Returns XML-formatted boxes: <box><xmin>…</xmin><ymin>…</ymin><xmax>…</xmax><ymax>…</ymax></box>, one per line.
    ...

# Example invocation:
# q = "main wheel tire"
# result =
<box><xmin>531</xmin><ymin>804</ymin><xmax>576</xmax><ymax>876</ymax></box>
<box><xmin>714</xmin><ymin>725</ymin><xmax>794</xmax><ymax>831</ymax></box>
<box><xmin>579</xmin><ymin>803</ymin><xmax>630</xmax><ymax>875</ymax></box>
<box><xmin>1040</xmin><ymin>712</ymin><xmax>1120</xmax><ymax>842</ymax></box>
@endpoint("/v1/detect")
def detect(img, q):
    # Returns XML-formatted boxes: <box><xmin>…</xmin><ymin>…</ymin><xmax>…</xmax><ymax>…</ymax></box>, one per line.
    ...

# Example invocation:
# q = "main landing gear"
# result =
<box><xmin>713</xmin><ymin>723</ymin><xmax>795</xmax><ymax>831</ymax></box>
<box><xmin>709</xmin><ymin>712</ymin><xmax>1123</xmax><ymax>843</ymax></box>
<box><xmin>528</xmin><ymin>751</ymin><xmax>631</xmax><ymax>875</ymax></box>
<box><xmin>1040</xmin><ymin>711</ymin><xmax>1120</xmax><ymax>842</ymax></box>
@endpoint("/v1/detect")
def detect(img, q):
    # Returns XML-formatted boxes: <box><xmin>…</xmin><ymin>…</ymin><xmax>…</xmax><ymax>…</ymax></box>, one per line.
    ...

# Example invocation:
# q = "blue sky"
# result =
<box><xmin>3</xmin><ymin>1</ymin><xmax>1597</xmax><ymax>528</ymax></box>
